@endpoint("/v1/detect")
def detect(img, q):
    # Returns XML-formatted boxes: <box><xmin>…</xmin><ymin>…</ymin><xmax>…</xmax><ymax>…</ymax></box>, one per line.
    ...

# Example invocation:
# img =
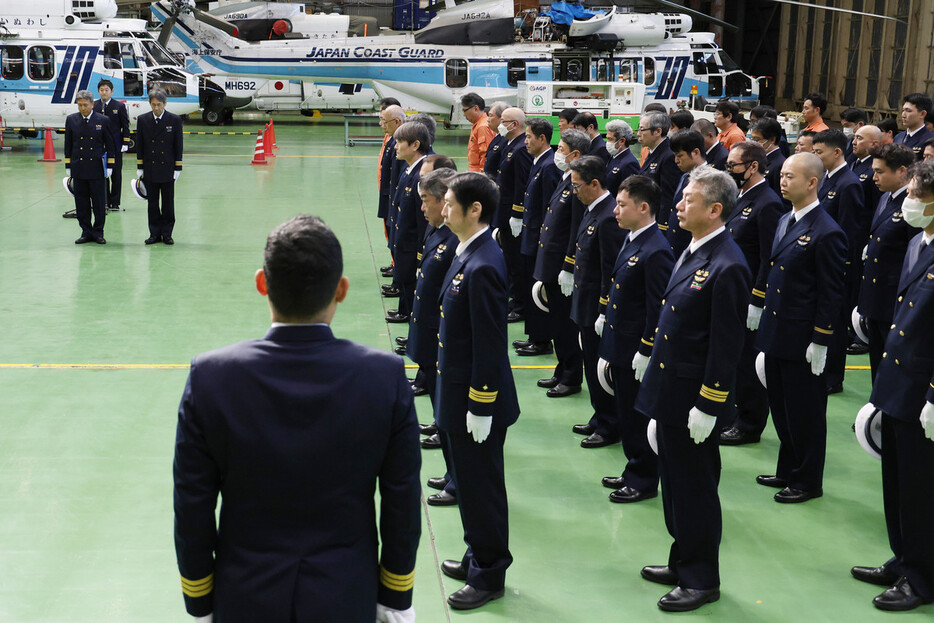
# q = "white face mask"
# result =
<box><xmin>902</xmin><ymin>197</ymin><xmax>934</xmax><ymax>229</ymax></box>
<box><xmin>554</xmin><ymin>151</ymin><xmax>569</xmax><ymax>171</ymax></box>
<box><xmin>606</xmin><ymin>141</ymin><xmax>620</xmax><ymax>157</ymax></box>
<box><xmin>497</xmin><ymin>122</ymin><xmax>510</xmax><ymax>137</ymax></box>
<box><xmin>842</xmin><ymin>127</ymin><xmax>855</xmax><ymax>139</ymax></box>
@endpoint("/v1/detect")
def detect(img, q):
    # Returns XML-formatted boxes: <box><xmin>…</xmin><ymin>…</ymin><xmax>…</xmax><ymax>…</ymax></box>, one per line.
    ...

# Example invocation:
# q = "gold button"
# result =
<box><xmin>877</xmin><ymin>237</ymin><xmax>881</xmax><ymax>242</ymax></box>
<box><xmin>898</xmin><ymin>296</ymin><xmax>903</xmax><ymax>302</ymax></box>
<box><xmin>664</xmin><ymin>335</ymin><xmax>669</xmax><ymax>340</ymax></box>
<box><xmin>613</xmin><ymin>304</ymin><xmax>617</xmax><ymax>309</ymax></box>
<box><xmin>777</xmin><ymin>289</ymin><xmax>781</xmax><ymax>294</ymax></box>
<box><xmin>671</xmin><ymin>305</ymin><xmax>676</xmax><ymax>311</ymax></box>
<box><xmin>873</xmin><ymin>279</ymin><xmax>877</xmax><ymax>283</ymax></box>
<box><xmin>610</xmin><ymin>325</ymin><xmax>614</xmax><ymax>329</ymax></box>
<box><xmin>771</xmin><ymin>261</ymin><xmax>774</xmax><ymax>266</ymax></box>
<box><xmin>900</xmin><ymin>331</ymin><xmax>905</xmax><ymax>336</ymax></box>
<box><xmin>883</xmin><ymin>352</ymin><xmax>887</xmax><ymax>358</ymax></box>
<box><xmin>616</xmin><ymin>284</ymin><xmax>620</xmax><ymax>289</ymax></box>
<box><xmin>896</xmin><ymin>359</ymin><xmax>900</xmax><ymax>365</ymax></box>
<box><xmin>773</xmin><ymin>311</ymin><xmax>777</xmax><ymax>316</ymax></box>
<box><xmin>660</xmin><ymin>363</ymin><xmax>665</xmax><ymax>369</ymax></box>
<box><xmin>891</xmin><ymin>324</ymin><xmax>896</xmax><ymax>330</ymax></box>
<box><xmin>780</xmin><ymin>266</ymin><xmax>784</xmax><ymax>270</ymax></box>
<box><xmin>874</xmin><ymin>258</ymin><xmax>878</xmax><ymax>263</ymax></box>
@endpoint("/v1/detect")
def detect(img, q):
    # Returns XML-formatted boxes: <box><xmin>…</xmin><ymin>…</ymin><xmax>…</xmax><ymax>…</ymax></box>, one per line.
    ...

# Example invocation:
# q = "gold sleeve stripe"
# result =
<box><xmin>641</xmin><ymin>338</ymin><xmax>654</xmax><ymax>347</ymax></box>
<box><xmin>751</xmin><ymin>288</ymin><xmax>766</xmax><ymax>298</ymax></box>
<box><xmin>380</xmin><ymin>566</ymin><xmax>415</xmax><ymax>591</ymax></box>
<box><xmin>813</xmin><ymin>326</ymin><xmax>833</xmax><ymax>335</ymax></box>
<box><xmin>469</xmin><ymin>388</ymin><xmax>498</xmax><ymax>403</ymax></box>
<box><xmin>137</xmin><ymin>160</ymin><xmax>143</xmax><ymax>165</ymax></box>
<box><xmin>107</xmin><ymin>158</ymin><xmax>115</xmax><ymax>163</ymax></box>
<box><xmin>181</xmin><ymin>573</ymin><xmax>214</xmax><ymax>598</ymax></box>
<box><xmin>512</xmin><ymin>204</ymin><xmax>525</xmax><ymax>212</ymax></box>
<box><xmin>175</xmin><ymin>161</ymin><xmax>183</xmax><ymax>166</ymax></box>
<box><xmin>564</xmin><ymin>256</ymin><xmax>575</xmax><ymax>265</ymax></box>
<box><xmin>700</xmin><ymin>385</ymin><xmax>729</xmax><ymax>403</ymax></box>
<box><xmin>65</xmin><ymin>158</ymin><xmax>72</xmax><ymax>163</ymax></box>
<box><xmin>599</xmin><ymin>297</ymin><xmax>609</xmax><ymax>306</ymax></box>
<box><xmin>416</xmin><ymin>252</ymin><xmax>423</xmax><ymax>261</ymax></box>
<box><xmin>658</xmin><ymin>223</ymin><xmax>669</xmax><ymax>231</ymax></box>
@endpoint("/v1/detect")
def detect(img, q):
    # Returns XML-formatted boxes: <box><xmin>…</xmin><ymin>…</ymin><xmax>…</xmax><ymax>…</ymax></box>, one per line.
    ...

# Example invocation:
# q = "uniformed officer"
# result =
<box><xmin>570</xmin><ymin>156</ymin><xmax>628</xmax><ymax>448</ymax></box>
<box><xmin>749</xmin><ymin>105</ymin><xmax>791</xmax><ymax>157</ymax></box>
<box><xmin>841</xmin><ymin>107</ymin><xmax>868</xmax><ymax>163</ymax></box>
<box><xmin>136</xmin><ymin>90</ymin><xmax>183</xmax><ymax>245</ymax></box>
<box><xmin>573</xmin><ymin>112</ymin><xmax>609</xmax><ymax>165</ymax></box>
<box><xmin>634</xmin><ymin>166</ymin><xmax>751</xmax><ymax>613</ymax></box>
<box><xmin>857</xmin><ymin>143</ymin><xmax>918</xmax><ymax>380</ymax></box>
<box><xmin>719</xmin><ymin>141</ymin><xmax>785</xmax><ymax>446</ymax></box>
<box><xmin>638</xmin><ymin>112</ymin><xmax>682</xmax><ymax>231</ymax></box>
<box><xmin>851</xmin><ymin>125</ymin><xmax>883</xmax><ymax>227</ymax></box>
<box><xmin>604</xmin><ymin>119</ymin><xmax>640</xmax><ymax>197</ymax></box>
<box><xmin>64</xmin><ymin>89</ymin><xmax>116</xmax><ymax>244</ymax></box>
<box><xmin>666</xmin><ymin>130</ymin><xmax>709</xmax><ymax>257</ymax></box>
<box><xmin>713</xmin><ymin>100</ymin><xmax>746</xmax><ymax>150</ymax></box>
<box><xmin>173</xmin><ymin>215</ymin><xmax>421</xmax><ymax>623</ymax></box>
<box><xmin>750</xmin><ymin>118</ymin><xmax>787</xmax><ymax>200</ymax></box>
<box><xmin>598</xmin><ymin>175</ymin><xmax>673</xmax><ymax>503</ymax></box>
<box><xmin>893</xmin><ymin>93</ymin><xmax>934</xmax><ymax>159</ymax></box>
<box><xmin>483</xmin><ymin>102</ymin><xmax>510</xmax><ymax>179</ymax></box>
<box><xmin>795</xmin><ymin>130</ymin><xmax>817</xmax><ymax>154</ymax></box>
<box><xmin>377</xmin><ymin>102</ymin><xmax>405</xmax><ymax>282</ymax></box>
<box><xmin>751</xmin><ymin>153</ymin><xmax>847</xmax><ymax>503</ymax></box>
<box><xmin>436</xmin><ymin>172</ymin><xmax>520</xmax><ymax>611</ymax></box>
<box><xmin>852</xmin><ymin>160</ymin><xmax>934</xmax><ymax>612</ymax></box>
<box><xmin>813</xmin><ymin>129</ymin><xmax>868</xmax><ymax>393</ymax></box>
<box><xmin>511</xmin><ymin>118</ymin><xmax>560</xmax><ymax>357</ymax></box>
<box><xmin>94</xmin><ymin>79</ymin><xmax>129</xmax><ymax>212</ymax></box>
<box><xmin>535</xmin><ymin>129</ymin><xmax>590</xmax><ymax>397</ymax></box>
<box><xmin>692</xmin><ymin>119</ymin><xmax>728</xmax><ymax>171</ymax></box>
<box><xmin>669</xmin><ymin>110</ymin><xmax>695</xmax><ymax>134</ymax></box>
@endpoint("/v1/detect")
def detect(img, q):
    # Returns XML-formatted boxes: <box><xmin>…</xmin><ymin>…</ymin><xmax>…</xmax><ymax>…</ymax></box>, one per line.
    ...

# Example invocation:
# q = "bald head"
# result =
<box><xmin>780</xmin><ymin>153</ymin><xmax>824</xmax><ymax>208</ymax></box>
<box><xmin>853</xmin><ymin>124</ymin><xmax>882</xmax><ymax>159</ymax></box>
<box><xmin>501</xmin><ymin>107</ymin><xmax>526</xmax><ymax>139</ymax></box>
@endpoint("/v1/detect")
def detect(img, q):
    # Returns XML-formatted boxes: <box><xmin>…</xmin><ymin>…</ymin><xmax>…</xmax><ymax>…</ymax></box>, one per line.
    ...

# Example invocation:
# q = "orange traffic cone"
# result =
<box><xmin>251</xmin><ymin>129</ymin><xmax>267</xmax><ymax>165</ymax></box>
<box><xmin>38</xmin><ymin>127</ymin><xmax>61</xmax><ymax>163</ymax></box>
<box><xmin>263</xmin><ymin>122</ymin><xmax>275</xmax><ymax>157</ymax></box>
<box><xmin>268</xmin><ymin>118</ymin><xmax>278</xmax><ymax>150</ymax></box>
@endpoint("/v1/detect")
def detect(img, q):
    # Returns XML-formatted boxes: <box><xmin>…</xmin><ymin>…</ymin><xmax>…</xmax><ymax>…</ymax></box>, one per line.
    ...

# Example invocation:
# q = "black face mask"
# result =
<box><xmin>728</xmin><ymin>169</ymin><xmax>749</xmax><ymax>189</ymax></box>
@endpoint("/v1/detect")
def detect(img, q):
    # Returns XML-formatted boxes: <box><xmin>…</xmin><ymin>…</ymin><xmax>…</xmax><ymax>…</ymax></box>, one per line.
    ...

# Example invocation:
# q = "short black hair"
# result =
<box><xmin>870</xmin><ymin>143</ymin><xmax>916</xmax><ymax>171</ymax></box>
<box><xmin>669</xmin><ymin>109</ymin><xmax>695</xmax><ymax>131</ymax></box>
<box><xmin>731</xmin><ymin>140</ymin><xmax>767</xmax><ymax>173</ymax></box>
<box><xmin>840</xmin><ymin>107</ymin><xmax>868</xmax><ymax>124</ymax></box>
<box><xmin>460</xmin><ymin>92</ymin><xmax>485</xmax><ymax>111</ymax></box>
<box><xmin>715</xmin><ymin>99</ymin><xmax>740</xmax><ymax>122</ymax></box>
<box><xmin>877</xmin><ymin>117</ymin><xmax>899</xmax><ymax>136</ymax></box>
<box><xmin>447</xmin><ymin>172</ymin><xmax>500</xmax><ymax>224</ymax></box>
<box><xmin>263</xmin><ymin>215</ymin><xmax>342</xmax><ymax>319</ymax></box>
<box><xmin>97</xmin><ymin>79</ymin><xmax>114</xmax><ymax>91</ymax></box>
<box><xmin>752</xmin><ymin>118</ymin><xmax>783</xmax><ymax>141</ymax></box>
<box><xmin>393</xmin><ymin>121</ymin><xmax>431</xmax><ymax>154</ymax></box>
<box><xmin>425</xmin><ymin>153</ymin><xmax>457</xmax><ymax>171</ymax></box>
<box><xmin>571</xmin><ymin>112</ymin><xmax>598</xmax><ymax>132</ymax></box>
<box><xmin>903</xmin><ymin>92</ymin><xmax>933</xmax><ymax>119</ymax></box>
<box><xmin>618</xmin><ymin>175</ymin><xmax>660</xmax><ymax>217</ymax></box>
<box><xmin>813</xmin><ymin>128</ymin><xmax>848</xmax><ymax>152</ymax></box>
<box><xmin>379</xmin><ymin>97</ymin><xmax>401</xmax><ymax>110</ymax></box>
<box><xmin>408</xmin><ymin>113</ymin><xmax>436</xmax><ymax>147</ymax></box>
<box><xmin>643</xmin><ymin>103</ymin><xmax>667</xmax><ymax>113</ymax></box>
<box><xmin>526</xmin><ymin>118</ymin><xmax>553</xmax><ymax>144</ymax></box>
<box><xmin>569</xmin><ymin>155</ymin><xmax>607</xmax><ymax>188</ymax></box>
<box><xmin>798</xmin><ymin>130</ymin><xmax>818</xmax><ymax>140</ymax></box>
<box><xmin>148</xmin><ymin>89</ymin><xmax>167</xmax><ymax>104</ymax></box>
<box><xmin>750</xmin><ymin>105</ymin><xmax>777</xmax><ymax>120</ymax></box>
<box><xmin>558</xmin><ymin>108</ymin><xmax>579</xmax><ymax>124</ymax></box>
<box><xmin>669</xmin><ymin>129</ymin><xmax>705</xmax><ymax>157</ymax></box>
<box><xmin>925</xmin><ymin>137</ymin><xmax>934</xmax><ymax>152</ymax></box>
<box><xmin>805</xmin><ymin>92</ymin><xmax>828</xmax><ymax>116</ymax></box>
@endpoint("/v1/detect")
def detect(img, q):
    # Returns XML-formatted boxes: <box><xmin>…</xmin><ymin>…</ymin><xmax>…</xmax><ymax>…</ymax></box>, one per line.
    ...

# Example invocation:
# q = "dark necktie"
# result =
<box><xmin>818</xmin><ymin>173</ymin><xmax>828</xmax><ymax>194</ymax></box>
<box><xmin>673</xmin><ymin>247</ymin><xmax>692</xmax><ymax>274</ymax></box>
<box><xmin>907</xmin><ymin>238</ymin><xmax>930</xmax><ymax>274</ymax></box>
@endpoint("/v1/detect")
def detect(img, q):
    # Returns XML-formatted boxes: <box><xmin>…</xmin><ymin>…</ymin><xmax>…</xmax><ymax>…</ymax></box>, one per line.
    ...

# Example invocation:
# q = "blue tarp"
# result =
<box><xmin>540</xmin><ymin>1</ymin><xmax>605</xmax><ymax>26</ymax></box>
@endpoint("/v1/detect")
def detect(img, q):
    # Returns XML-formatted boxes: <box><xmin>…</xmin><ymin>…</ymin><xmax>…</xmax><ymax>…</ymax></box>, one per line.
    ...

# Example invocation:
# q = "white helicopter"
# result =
<box><xmin>0</xmin><ymin>0</ymin><xmax>225</xmax><ymax>137</ymax></box>
<box><xmin>151</xmin><ymin>0</ymin><xmax>763</xmax><ymax>122</ymax></box>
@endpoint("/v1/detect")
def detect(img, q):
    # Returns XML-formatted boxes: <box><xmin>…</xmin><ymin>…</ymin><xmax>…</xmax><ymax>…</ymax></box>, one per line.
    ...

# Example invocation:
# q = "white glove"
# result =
<box><xmin>137</xmin><ymin>169</ymin><xmax>143</xmax><ymax>178</ymax></box>
<box><xmin>687</xmin><ymin>406</ymin><xmax>716</xmax><ymax>444</ymax></box>
<box><xmin>193</xmin><ymin>615</ymin><xmax>212</xmax><ymax>623</ymax></box>
<box><xmin>466</xmin><ymin>411</ymin><xmax>492</xmax><ymax>444</ymax></box>
<box><xmin>377</xmin><ymin>604</ymin><xmax>416</xmax><ymax>623</ymax></box>
<box><xmin>558</xmin><ymin>270</ymin><xmax>574</xmax><ymax>297</ymax></box>
<box><xmin>805</xmin><ymin>342</ymin><xmax>827</xmax><ymax>376</ymax></box>
<box><xmin>120</xmin><ymin>145</ymin><xmax>128</xmax><ymax>153</ymax></box>
<box><xmin>174</xmin><ymin>170</ymin><xmax>181</xmax><ymax>181</ymax></box>
<box><xmin>862</xmin><ymin>245</ymin><xmax>868</xmax><ymax>261</ymax></box>
<box><xmin>632</xmin><ymin>352</ymin><xmax>650</xmax><ymax>382</ymax></box>
<box><xmin>920</xmin><ymin>401</ymin><xmax>934</xmax><ymax>441</ymax></box>
<box><xmin>594</xmin><ymin>314</ymin><xmax>606</xmax><ymax>337</ymax></box>
<box><xmin>105</xmin><ymin>168</ymin><xmax>112</xmax><ymax>179</ymax></box>
<box><xmin>509</xmin><ymin>217</ymin><xmax>522</xmax><ymax>238</ymax></box>
<box><xmin>746</xmin><ymin>304</ymin><xmax>762</xmax><ymax>331</ymax></box>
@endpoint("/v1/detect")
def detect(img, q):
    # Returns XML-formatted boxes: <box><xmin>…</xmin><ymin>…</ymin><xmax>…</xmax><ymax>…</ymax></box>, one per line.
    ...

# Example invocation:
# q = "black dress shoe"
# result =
<box><xmin>602</xmin><ymin>475</ymin><xmax>625</xmax><ymax>490</ymax></box>
<box><xmin>420</xmin><ymin>433</ymin><xmax>442</xmax><ymax>450</ymax></box>
<box><xmin>547</xmin><ymin>383</ymin><xmax>581</xmax><ymax>398</ymax></box>
<box><xmin>847</xmin><ymin>342</ymin><xmax>870</xmax><ymax>355</ymax></box>
<box><xmin>658</xmin><ymin>587</ymin><xmax>720</xmax><ymax>612</ymax></box>
<box><xmin>381</xmin><ymin>286</ymin><xmax>400</xmax><ymax>298</ymax></box>
<box><xmin>581</xmin><ymin>433</ymin><xmax>617</xmax><ymax>448</ymax></box>
<box><xmin>572</xmin><ymin>423</ymin><xmax>595</xmax><ymax>436</ymax></box>
<box><xmin>426</xmin><ymin>477</ymin><xmax>448</xmax><ymax>491</ymax></box>
<box><xmin>874</xmin><ymin>577</ymin><xmax>934</xmax><ymax>611</ymax></box>
<box><xmin>851</xmin><ymin>565</ymin><xmax>899</xmax><ymax>587</ymax></box>
<box><xmin>427</xmin><ymin>490</ymin><xmax>457</xmax><ymax>506</ymax></box>
<box><xmin>75</xmin><ymin>236</ymin><xmax>93</xmax><ymax>244</ymax></box>
<box><xmin>537</xmin><ymin>376</ymin><xmax>559</xmax><ymax>389</ymax></box>
<box><xmin>641</xmin><ymin>565</ymin><xmax>679</xmax><ymax>586</ymax></box>
<box><xmin>395</xmin><ymin>336</ymin><xmax>408</xmax><ymax>346</ymax></box>
<box><xmin>95</xmin><ymin>237</ymin><xmax>107</xmax><ymax>244</ymax></box>
<box><xmin>610</xmin><ymin>486</ymin><xmax>658</xmax><ymax>503</ymax></box>
<box><xmin>419</xmin><ymin>423</ymin><xmax>437</xmax><ymax>436</ymax></box>
<box><xmin>719</xmin><ymin>426</ymin><xmax>760</xmax><ymax>446</ymax></box>
<box><xmin>448</xmin><ymin>585</ymin><xmax>505</xmax><ymax>610</ymax></box>
<box><xmin>441</xmin><ymin>559</ymin><xmax>468</xmax><ymax>581</ymax></box>
<box><xmin>516</xmin><ymin>342</ymin><xmax>554</xmax><ymax>356</ymax></box>
<box><xmin>380</xmin><ymin>265</ymin><xmax>393</xmax><ymax>273</ymax></box>
<box><xmin>506</xmin><ymin>311</ymin><xmax>524</xmax><ymax>323</ymax></box>
<box><xmin>394</xmin><ymin>346</ymin><xmax>407</xmax><ymax>356</ymax></box>
<box><xmin>513</xmin><ymin>339</ymin><xmax>532</xmax><ymax>349</ymax></box>
<box><xmin>826</xmin><ymin>383</ymin><xmax>843</xmax><ymax>395</ymax></box>
<box><xmin>162</xmin><ymin>236</ymin><xmax>173</xmax><ymax>245</ymax></box>
<box><xmin>144</xmin><ymin>236</ymin><xmax>161</xmax><ymax>245</ymax></box>
<box><xmin>755</xmin><ymin>474</ymin><xmax>788</xmax><ymax>489</ymax></box>
<box><xmin>411</xmin><ymin>385</ymin><xmax>428</xmax><ymax>397</ymax></box>
<box><xmin>774</xmin><ymin>486</ymin><xmax>822</xmax><ymax>503</ymax></box>
<box><xmin>385</xmin><ymin>310</ymin><xmax>409</xmax><ymax>323</ymax></box>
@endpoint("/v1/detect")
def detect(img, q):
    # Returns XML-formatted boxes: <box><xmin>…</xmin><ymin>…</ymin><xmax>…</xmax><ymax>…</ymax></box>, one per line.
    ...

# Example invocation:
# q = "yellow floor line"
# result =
<box><xmin>0</xmin><ymin>363</ymin><xmax>872</xmax><ymax>371</ymax></box>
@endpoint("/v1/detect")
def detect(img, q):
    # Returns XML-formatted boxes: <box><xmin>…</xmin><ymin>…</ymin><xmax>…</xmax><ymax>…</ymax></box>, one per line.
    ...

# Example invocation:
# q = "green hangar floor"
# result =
<box><xmin>0</xmin><ymin>116</ymin><xmax>929</xmax><ymax>621</ymax></box>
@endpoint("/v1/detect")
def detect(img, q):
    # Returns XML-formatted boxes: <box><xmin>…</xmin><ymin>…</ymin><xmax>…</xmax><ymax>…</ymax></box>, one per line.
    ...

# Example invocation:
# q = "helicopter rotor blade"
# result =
<box><xmin>761</xmin><ymin>0</ymin><xmax>906</xmax><ymax>23</ymax></box>
<box><xmin>158</xmin><ymin>14</ymin><xmax>178</xmax><ymax>47</ymax></box>
<box><xmin>646</xmin><ymin>0</ymin><xmax>739</xmax><ymax>33</ymax></box>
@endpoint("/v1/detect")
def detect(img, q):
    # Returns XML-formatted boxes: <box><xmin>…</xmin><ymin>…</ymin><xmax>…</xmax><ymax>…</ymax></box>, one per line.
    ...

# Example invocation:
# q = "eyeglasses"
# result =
<box><xmin>570</xmin><ymin>182</ymin><xmax>584</xmax><ymax>190</ymax></box>
<box><xmin>725</xmin><ymin>160</ymin><xmax>753</xmax><ymax>171</ymax></box>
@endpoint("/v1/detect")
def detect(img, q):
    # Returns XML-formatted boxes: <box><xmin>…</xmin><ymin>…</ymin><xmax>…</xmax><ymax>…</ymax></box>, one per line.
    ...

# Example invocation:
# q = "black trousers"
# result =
<box><xmin>74</xmin><ymin>177</ymin><xmax>107</xmax><ymax>238</ymax></box>
<box><xmin>729</xmin><ymin>330</ymin><xmax>770</xmax><ymax>436</ymax></box>
<box><xmin>544</xmin><ymin>282</ymin><xmax>583</xmax><ymax>386</ymax></box>
<box><xmin>610</xmin><ymin>362</ymin><xmax>658</xmax><ymax>492</ymax></box>
<box><xmin>424</xmin><ymin>368</ymin><xmax>455</xmax><ymax>496</ymax></box>
<box><xmin>825</xmin><ymin>284</ymin><xmax>856</xmax><ymax>388</ymax></box>
<box><xmin>865</xmin><ymin>317</ymin><xmax>889</xmax><ymax>383</ymax></box>
<box><xmin>765</xmin><ymin>355</ymin><xmax>827</xmax><ymax>491</ymax></box>
<box><xmin>500</xmin><ymin>227</ymin><xmax>522</xmax><ymax>313</ymax></box>
<box><xmin>446</xmin><ymin>428</ymin><xmax>512</xmax><ymax>591</ymax></box>
<box><xmin>880</xmin><ymin>412</ymin><xmax>934</xmax><ymax>599</ymax></box>
<box><xmin>147</xmin><ymin>180</ymin><xmax>175</xmax><ymax>238</ymax></box>
<box><xmin>657</xmin><ymin>420</ymin><xmax>721</xmax><ymax>590</ymax></box>
<box><xmin>106</xmin><ymin>155</ymin><xmax>122</xmax><ymax>208</ymax></box>
<box><xmin>580</xmin><ymin>325</ymin><xmax>616</xmax><ymax>439</ymax></box>
<box><xmin>392</xmin><ymin>250</ymin><xmax>416</xmax><ymax>317</ymax></box>
<box><xmin>521</xmin><ymin>255</ymin><xmax>550</xmax><ymax>343</ymax></box>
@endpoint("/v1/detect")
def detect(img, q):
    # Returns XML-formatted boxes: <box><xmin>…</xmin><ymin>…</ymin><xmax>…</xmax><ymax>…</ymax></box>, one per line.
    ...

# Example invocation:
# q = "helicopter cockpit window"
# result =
<box><xmin>692</xmin><ymin>52</ymin><xmax>718</xmax><ymax>75</ymax></box>
<box><xmin>618</xmin><ymin>59</ymin><xmax>636</xmax><ymax>82</ymax></box>
<box><xmin>141</xmin><ymin>40</ymin><xmax>180</xmax><ymax>67</ymax></box>
<box><xmin>103</xmin><ymin>42</ymin><xmax>122</xmax><ymax>70</ymax></box>
<box><xmin>147</xmin><ymin>67</ymin><xmax>187</xmax><ymax>97</ymax></box>
<box><xmin>1</xmin><ymin>46</ymin><xmax>25</xmax><ymax>80</ymax></box>
<box><xmin>717</xmin><ymin>50</ymin><xmax>741</xmax><ymax>72</ymax></box>
<box><xmin>643</xmin><ymin>57</ymin><xmax>655</xmax><ymax>86</ymax></box>
<box><xmin>27</xmin><ymin>46</ymin><xmax>55</xmax><ymax>81</ymax></box>
<box><xmin>445</xmin><ymin>59</ymin><xmax>468</xmax><ymax>88</ymax></box>
<box><xmin>121</xmin><ymin>43</ymin><xmax>138</xmax><ymax>69</ymax></box>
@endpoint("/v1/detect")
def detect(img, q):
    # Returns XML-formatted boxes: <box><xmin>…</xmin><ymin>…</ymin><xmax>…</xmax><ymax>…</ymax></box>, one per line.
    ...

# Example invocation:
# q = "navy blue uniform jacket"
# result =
<box><xmin>483</xmin><ymin>133</ymin><xmax>507</xmax><ymax>178</ymax></box>
<box><xmin>136</xmin><ymin>111</ymin><xmax>183</xmax><ymax>183</ymax></box>
<box><xmin>635</xmin><ymin>231</ymin><xmax>751</xmax><ymax>422</ymax></box>
<box><xmin>605</xmin><ymin>148</ymin><xmax>640</xmax><ymax>197</ymax></box>
<box><xmin>435</xmin><ymin>230</ymin><xmax>520</xmax><ymax>431</ymax></box>
<box><xmin>599</xmin><ymin>224</ymin><xmax>674</xmax><ymax>364</ymax></box>
<box><xmin>706</xmin><ymin>142</ymin><xmax>729</xmax><ymax>171</ymax></box>
<box><xmin>852</xmin><ymin>155</ymin><xmax>882</xmax><ymax>220</ymax></box>
<box><xmin>588</xmin><ymin>134</ymin><xmax>610</xmax><ymax>164</ymax></box>
<box><xmin>173</xmin><ymin>325</ymin><xmax>421</xmax><ymax>622</ymax></box>
<box><xmin>859</xmin><ymin>191</ymin><xmax>919</xmax><ymax>322</ymax></box>
<box><xmin>894</xmin><ymin>126</ymin><xmax>934</xmax><ymax>159</ymax></box>
<box><xmin>377</xmin><ymin>136</ymin><xmax>396</xmax><ymax>219</ymax></box>
<box><xmin>764</xmin><ymin>149</ymin><xmax>786</xmax><ymax>198</ymax></box>
<box><xmin>497</xmin><ymin>134</ymin><xmax>533</xmax><ymax>229</ymax></box>
<box><xmin>93</xmin><ymin>98</ymin><xmax>130</xmax><ymax>154</ymax></box>
<box><xmin>533</xmin><ymin>174</ymin><xmax>575</xmax><ymax>282</ymax></box>
<box><xmin>638</xmin><ymin>138</ymin><xmax>681</xmax><ymax>231</ymax></box>
<box><xmin>391</xmin><ymin>159</ymin><xmax>427</xmax><ymax>273</ymax></box>
<box><xmin>570</xmin><ymin>193</ymin><xmax>628</xmax><ymax>327</ymax></box>
<box><xmin>665</xmin><ymin>172</ymin><xmax>692</xmax><ymax>257</ymax></box>
<box><xmin>520</xmin><ymin>152</ymin><xmax>560</xmax><ymax>256</ymax></box>
<box><xmin>819</xmin><ymin>167</ymin><xmax>866</xmax><ymax>279</ymax></box>
<box><xmin>728</xmin><ymin>181</ymin><xmax>785</xmax><ymax>307</ymax></box>
<box><xmin>756</xmin><ymin>207</ymin><xmax>847</xmax><ymax>360</ymax></box>
<box><xmin>407</xmin><ymin>225</ymin><xmax>458</xmax><ymax>366</ymax></box>
<box><xmin>64</xmin><ymin>112</ymin><xmax>116</xmax><ymax>179</ymax></box>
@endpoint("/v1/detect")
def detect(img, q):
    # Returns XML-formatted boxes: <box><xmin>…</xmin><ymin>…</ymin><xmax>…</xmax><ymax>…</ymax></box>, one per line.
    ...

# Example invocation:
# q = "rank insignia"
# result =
<box><xmin>506</xmin><ymin>152</ymin><xmax>513</xmax><ymax>160</ymax></box>
<box><xmin>650</xmin><ymin>162</ymin><xmax>658</xmax><ymax>171</ymax></box>
<box><xmin>586</xmin><ymin>224</ymin><xmax>596</xmax><ymax>235</ymax></box>
<box><xmin>95</xmin><ymin>125</ymin><xmax>102</xmax><ymax>130</ymax></box>
<box><xmin>742</xmin><ymin>205</ymin><xmax>753</xmax><ymax>217</ymax></box>
<box><xmin>859</xmin><ymin>174</ymin><xmax>869</xmax><ymax>181</ymax></box>
<box><xmin>892</xmin><ymin>212</ymin><xmax>903</xmax><ymax>222</ymax></box>
<box><xmin>612</xmin><ymin>167</ymin><xmax>620</xmax><ymax>174</ymax></box>
<box><xmin>628</xmin><ymin>255</ymin><xmax>640</xmax><ymax>267</ymax></box>
<box><xmin>562</xmin><ymin>190</ymin><xmax>571</xmax><ymax>197</ymax></box>
<box><xmin>690</xmin><ymin>269</ymin><xmax>709</xmax><ymax>290</ymax></box>
<box><xmin>927</xmin><ymin>272</ymin><xmax>934</xmax><ymax>279</ymax></box>
<box><xmin>796</xmin><ymin>234</ymin><xmax>812</xmax><ymax>247</ymax></box>
<box><xmin>827</xmin><ymin>191</ymin><xmax>836</xmax><ymax>200</ymax></box>
<box><xmin>450</xmin><ymin>273</ymin><xmax>465</xmax><ymax>294</ymax></box>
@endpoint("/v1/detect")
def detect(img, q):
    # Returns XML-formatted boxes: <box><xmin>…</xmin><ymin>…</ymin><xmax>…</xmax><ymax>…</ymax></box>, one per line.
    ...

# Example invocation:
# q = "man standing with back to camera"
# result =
<box><xmin>136</xmin><ymin>89</ymin><xmax>183</xmax><ymax>245</ymax></box>
<box><xmin>173</xmin><ymin>215</ymin><xmax>421</xmax><ymax>623</ymax></box>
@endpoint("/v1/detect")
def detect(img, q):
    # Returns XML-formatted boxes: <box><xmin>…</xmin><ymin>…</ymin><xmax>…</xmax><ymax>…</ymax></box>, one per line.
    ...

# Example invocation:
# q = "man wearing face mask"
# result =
<box><xmin>841</xmin><ymin>107</ymin><xmax>868</xmax><ymax>163</ymax></box>
<box><xmin>666</xmin><ymin>130</ymin><xmax>709</xmax><ymax>257</ymax></box>
<box><xmin>719</xmin><ymin>141</ymin><xmax>784</xmax><ymax>447</ymax></box>
<box><xmin>853</xmin><ymin>160</ymin><xmax>934</xmax><ymax>612</ymax></box>
<box><xmin>573</xmin><ymin>112</ymin><xmax>609</xmax><ymax>165</ymax></box>
<box><xmin>638</xmin><ymin>112</ymin><xmax>682</xmax><ymax>232</ymax></box>
<box><xmin>604</xmin><ymin>120</ymin><xmax>640</xmax><ymax>197</ymax></box>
